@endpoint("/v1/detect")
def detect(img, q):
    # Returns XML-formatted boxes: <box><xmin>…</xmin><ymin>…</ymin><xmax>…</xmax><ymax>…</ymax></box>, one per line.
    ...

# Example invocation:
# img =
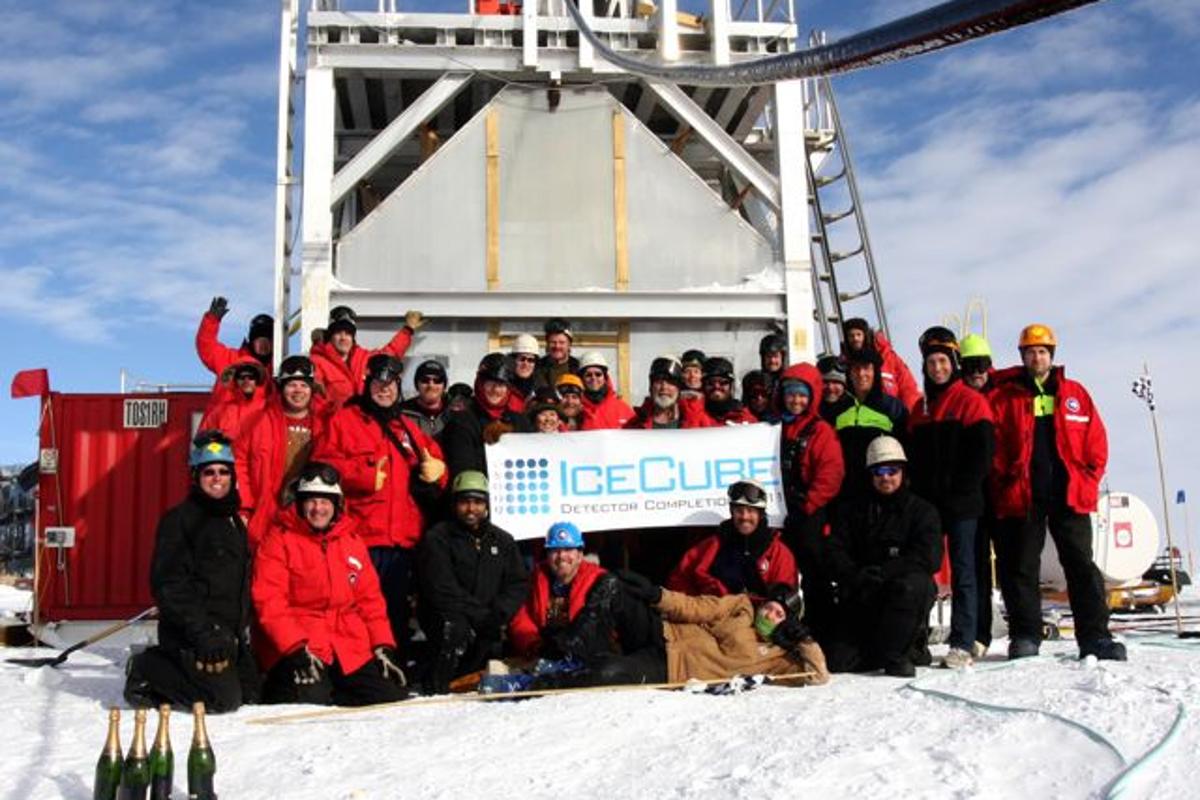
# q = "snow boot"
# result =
<box><xmin>1078</xmin><ymin>638</ymin><xmax>1127</xmax><ymax>661</ymax></box>
<box><xmin>884</xmin><ymin>658</ymin><xmax>916</xmax><ymax>678</ymax></box>
<box><xmin>940</xmin><ymin>648</ymin><xmax>974</xmax><ymax>670</ymax></box>
<box><xmin>1008</xmin><ymin>638</ymin><xmax>1040</xmax><ymax>660</ymax></box>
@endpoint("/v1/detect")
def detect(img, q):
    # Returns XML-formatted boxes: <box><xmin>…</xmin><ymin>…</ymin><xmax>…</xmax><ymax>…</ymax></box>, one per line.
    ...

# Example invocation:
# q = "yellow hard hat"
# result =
<box><xmin>1018</xmin><ymin>324</ymin><xmax>1057</xmax><ymax>349</ymax></box>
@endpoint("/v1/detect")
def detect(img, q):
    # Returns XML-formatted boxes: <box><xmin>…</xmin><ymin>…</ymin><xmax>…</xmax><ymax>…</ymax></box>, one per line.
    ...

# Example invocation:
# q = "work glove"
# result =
<box><xmin>374</xmin><ymin>646</ymin><xmax>407</xmax><ymax>687</ymax></box>
<box><xmin>283</xmin><ymin>646</ymin><xmax>326</xmax><ymax>686</ymax></box>
<box><xmin>404</xmin><ymin>310</ymin><xmax>426</xmax><ymax>331</ymax></box>
<box><xmin>193</xmin><ymin>626</ymin><xmax>236</xmax><ymax>675</ymax></box>
<box><xmin>482</xmin><ymin>421</ymin><xmax>514</xmax><ymax>445</ymax></box>
<box><xmin>374</xmin><ymin>455</ymin><xmax>389</xmax><ymax>492</ymax></box>
<box><xmin>418</xmin><ymin>447</ymin><xmax>446</xmax><ymax>484</ymax></box>
<box><xmin>617</xmin><ymin>569</ymin><xmax>662</xmax><ymax>605</ymax></box>
<box><xmin>208</xmin><ymin>296</ymin><xmax>229</xmax><ymax>320</ymax></box>
<box><xmin>769</xmin><ymin>616</ymin><xmax>812</xmax><ymax>651</ymax></box>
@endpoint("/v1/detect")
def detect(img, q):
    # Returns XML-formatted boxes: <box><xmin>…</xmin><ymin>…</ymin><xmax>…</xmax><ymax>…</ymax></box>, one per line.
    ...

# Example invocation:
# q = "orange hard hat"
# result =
<box><xmin>1018</xmin><ymin>323</ymin><xmax>1057</xmax><ymax>349</ymax></box>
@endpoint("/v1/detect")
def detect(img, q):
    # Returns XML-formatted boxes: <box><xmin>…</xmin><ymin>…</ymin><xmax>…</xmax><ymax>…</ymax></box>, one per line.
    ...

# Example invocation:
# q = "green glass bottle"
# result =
<box><xmin>119</xmin><ymin>708</ymin><xmax>151</xmax><ymax>800</ymax></box>
<box><xmin>92</xmin><ymin>708</ymin><xmax>123</xmax><ymax>800</ymax></box>
<box><xmin>149</xmin><ymin>704</ymin><xmax>174</xmax><ymax>799</ymax></box>
<box><xmin>186</xmin><ymin>702</ymin><xmax>217</xmax><ymax>800</ymax></box>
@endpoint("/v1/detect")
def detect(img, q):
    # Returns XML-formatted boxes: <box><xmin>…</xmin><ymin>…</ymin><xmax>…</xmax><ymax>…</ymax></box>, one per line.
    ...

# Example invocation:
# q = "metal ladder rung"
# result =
<box><xmin>829</xmin><ymin>245</ymin><xmax>864</xmax><ymax>262</ymax></box>
<box><xmin>839</xmin><ymin>287</ymin><xmax>874</xmax><ymax>302</ymax></box>
<box><xmin>814</xmin><ymin>170</ymin><xmax>845</xmax><ymax>188</ymax></box>
<box><xmin>822</xmin><ymin>207</ymin><xmax>854</xmax><ymax>224</ymax></box>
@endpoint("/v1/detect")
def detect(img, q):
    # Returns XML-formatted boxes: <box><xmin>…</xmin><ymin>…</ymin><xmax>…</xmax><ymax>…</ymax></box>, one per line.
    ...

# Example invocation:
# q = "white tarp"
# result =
<box><xmin>485</xmin><ymin>424</ymin><xmax>784</xmax><ymax>541</ymax></box>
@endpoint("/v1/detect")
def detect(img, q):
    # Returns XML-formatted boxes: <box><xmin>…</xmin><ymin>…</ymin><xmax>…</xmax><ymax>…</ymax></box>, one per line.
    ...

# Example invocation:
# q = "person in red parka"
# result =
<box><xmin>252</xmin><ymin>462</ymin><xmax>408</xmax><ymax>706</ymax></box>
<box><xmin>509</xmin><ymin>521</ymin><xmax>612</xmax><ymax>659</ymax></box>
<box><xmin>667</xmin><ymin>480</ymin><xmax>797</xmax><ymax>600</ymax></box>
<box><xmin>578</xmin><ymin>351</ymin><xmax>635</xmax><ymax>430</ymax></box>
<box><xmin>841</xmin><ymin>318</ymin><xmax>922</xmax><ymax>412</ymax></box>
<box><xmin>309</xmin><ymin>304</ymin><xmax>425</xmax><ymax>409</ymax></box>
<box><xmin>195</xmin><ymin>296</ymin><xmax>273</xmax><ymax>392</ymax></box>
<box><xmin>314</xmin><ymin>354</ymin><xmax>449</xmax><ymax>649</ymax></box>
<box><xmin>776</xmin><ymin>363</ymin><xmax>844</xmax><ymax>643</ymax></box>
<box><xmin>989</xmin><ymin>324</ymin><xmax>1123</xmax><ymax>662</ymax></box>
<box><xmin>625</xmin><ymin>356</ymin><xmax>717</xmax><ymax>430</ymax></box>
<box><xmin>906</xmin><ymin>327</ymin><xmax>995</xmax><ymax>669</ymax></box>
<box><xmin>701</xmin><ymin>357</ymin><xmax>759</xmax><ymax>425</ymax></box>
<box><xmin>234</xmin><ymin>355</ymin><xmax>331</xmax><ymax>551</ymax></box>
<box><xmin>199</xmin><ymin>360</ymin><xmax>270</xmax><ymax>443</ymax></box>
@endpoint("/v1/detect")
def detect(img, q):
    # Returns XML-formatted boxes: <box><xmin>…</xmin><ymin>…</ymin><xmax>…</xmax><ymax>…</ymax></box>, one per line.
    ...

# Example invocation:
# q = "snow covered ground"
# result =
<box><xmin>3</xmin><ymin>603</ymin><xmax>1199</xmax><ymax>800</ymax></box>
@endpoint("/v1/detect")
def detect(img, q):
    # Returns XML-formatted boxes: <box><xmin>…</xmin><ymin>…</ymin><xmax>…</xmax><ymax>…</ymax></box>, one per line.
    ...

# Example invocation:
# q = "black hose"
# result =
<box><xmin>563</xmin><ymin>0</ymin><xmax>1105</xmax><ymax>86</ymax></box>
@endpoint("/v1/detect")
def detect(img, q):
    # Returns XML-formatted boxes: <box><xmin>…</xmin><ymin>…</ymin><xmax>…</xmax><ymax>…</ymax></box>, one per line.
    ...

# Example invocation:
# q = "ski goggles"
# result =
<box><xmin>870</xmin><ymin>465</ymin><xmax>902</xmax><ymax>477</ymax></box>
<box><xmin>727</xmin><ymin>482</ymin><xmax>768</xmax><ymax>506</ymax></box>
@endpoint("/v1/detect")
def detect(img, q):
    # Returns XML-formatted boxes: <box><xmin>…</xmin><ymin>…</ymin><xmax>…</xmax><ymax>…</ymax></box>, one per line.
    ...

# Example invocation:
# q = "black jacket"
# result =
<box><xmin>906</xmin><ymin>379</ymin><xmax>995</xmax><ymax>523</ymax></box>
<box><xmin>417</xmin><ymin>517</ymin><xmax>528</xmax><ymax>631</ymax></box>
<box><xmin>151</xmin><ymin>488</ymin><xmax>251</xmax><ymax>653</ymax></box>
<box><xmin>825</xmin><ymin>485</ymin><xmax>942</xmax><ymax>587</ymax></box>
<box><xmin>441</xmin><ymin>401</ymin><xmax>533</xmax><ymax>476</ymax></box>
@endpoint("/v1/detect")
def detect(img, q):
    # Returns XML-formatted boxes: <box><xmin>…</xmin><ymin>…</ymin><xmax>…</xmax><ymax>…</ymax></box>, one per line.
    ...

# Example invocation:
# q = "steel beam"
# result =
<box><xmin>301</xmin><ymin>66</ymin><xmax>337</xmax><ymax>347</ymax></box>
<box><xmin>772</xmin><ymin>80</ymin><xmax>815</xmax><ymax>361</ymax></box>
<box><xmin>331</xmin><ymin>72</ymin><xmax>471</xmax><ymax>207</ymax></box>
<box><xmin>330</xmin><ymin>289</ymin><xmax>785</xmax><ymax>321</ymax></box>
<box><xmin>644</xmin><ymin>80</ymin><xmax>780</xmax><ymax>210</ymax></box>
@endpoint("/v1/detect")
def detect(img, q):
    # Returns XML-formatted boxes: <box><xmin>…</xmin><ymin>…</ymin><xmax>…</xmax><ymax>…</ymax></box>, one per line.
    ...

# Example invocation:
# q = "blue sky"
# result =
<box><xmin>1</xmin><ymin>1</ymin><xmax>1197</xmax><ymax>539</ymax></box>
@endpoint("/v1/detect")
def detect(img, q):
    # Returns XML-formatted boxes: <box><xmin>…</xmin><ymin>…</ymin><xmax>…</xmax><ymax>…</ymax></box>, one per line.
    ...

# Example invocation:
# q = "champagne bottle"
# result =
<box><xmin>92</xmin><ymin>708</ymin><xmax>123</xmax><ymax>800</ymax></box>
<box><xmin>149</xmin><ymin>704</ymin><xmax>174</xmax><ymax>800</ymax></box>
<box><xmin>120</xmin><ymin>708</ymin><xmax>152</xmax><ymax>800</ymax></box>
<box><xmin>187</xmin><ymin>702</ymin><xmax>217</xmax><ymax>800</ymax></box>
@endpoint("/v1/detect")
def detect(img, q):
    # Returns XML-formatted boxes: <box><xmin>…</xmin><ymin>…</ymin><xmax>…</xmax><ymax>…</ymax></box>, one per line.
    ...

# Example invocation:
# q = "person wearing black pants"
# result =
<box><xmin>989</xmin><ymin>324</ymin><xmax>1123</xmax><ymax>661</ymax></box>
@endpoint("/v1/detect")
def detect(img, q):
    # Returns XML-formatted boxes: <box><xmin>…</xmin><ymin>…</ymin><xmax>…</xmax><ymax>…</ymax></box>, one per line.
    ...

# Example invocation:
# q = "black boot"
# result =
<box><xmin>1078</xmin><ymin>638</ymin><xmax>1127</xmax><ymax>661</ymax></box>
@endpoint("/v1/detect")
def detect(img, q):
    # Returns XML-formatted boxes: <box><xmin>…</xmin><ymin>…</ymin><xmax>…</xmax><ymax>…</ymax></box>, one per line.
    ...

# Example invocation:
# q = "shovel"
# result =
<box><xmin>6</xmin><ymin>606</ymin><xmax>158</xmax><ymax>668</ymax></box>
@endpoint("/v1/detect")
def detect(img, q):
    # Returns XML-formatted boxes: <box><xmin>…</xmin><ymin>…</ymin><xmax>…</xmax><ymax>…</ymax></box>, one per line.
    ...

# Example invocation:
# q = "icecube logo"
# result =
<box><xmin>502</xmin><ymin>457</ymin><xmax>554</xmax><ymax>516</ymax></box>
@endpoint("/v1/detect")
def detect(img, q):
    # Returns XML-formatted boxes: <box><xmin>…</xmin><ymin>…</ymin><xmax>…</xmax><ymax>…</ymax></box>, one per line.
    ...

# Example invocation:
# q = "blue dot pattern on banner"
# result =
<box><xmin>502</xmin><ymin>458</ymin><xmax>553</xmax><ymax>514</ymax></box>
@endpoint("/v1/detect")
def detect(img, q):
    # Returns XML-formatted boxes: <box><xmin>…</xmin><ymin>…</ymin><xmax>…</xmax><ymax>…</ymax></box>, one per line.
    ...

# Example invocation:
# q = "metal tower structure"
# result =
<box><xmin>274</xmin><ymin>0</ymin><xmax>883</xmax><ymax>392</ymax></box>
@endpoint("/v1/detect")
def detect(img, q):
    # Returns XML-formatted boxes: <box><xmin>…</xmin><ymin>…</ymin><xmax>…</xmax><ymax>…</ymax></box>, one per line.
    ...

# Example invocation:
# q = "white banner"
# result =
<box><xmin>485</xmin><ymin>423</ymin><xmax>784</xmax><ymax>541</ymax></box>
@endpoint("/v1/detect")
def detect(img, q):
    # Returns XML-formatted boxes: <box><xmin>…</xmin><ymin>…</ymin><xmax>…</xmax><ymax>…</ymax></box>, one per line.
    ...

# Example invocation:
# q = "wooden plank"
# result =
<box><xmin>612</xmin><ymin>109</ymin><xmax>629</xmax><ymax>292</ymax></box>
<box><xmin>486</xmin><ymin>108</ymin><xmax>500</xmax><ymax>290</ymax></box>
<box><xmin>617</xmin><ymin>322</ymin><xmax>631</xmax><ymax>402</ymax></box>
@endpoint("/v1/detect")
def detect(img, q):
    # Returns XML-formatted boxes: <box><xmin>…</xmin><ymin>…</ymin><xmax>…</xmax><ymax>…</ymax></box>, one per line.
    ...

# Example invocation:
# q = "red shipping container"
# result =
<box><xmin>35</xmin><ymin>392</ymin><xmax>211</xmax><ymax>621</ymax></box>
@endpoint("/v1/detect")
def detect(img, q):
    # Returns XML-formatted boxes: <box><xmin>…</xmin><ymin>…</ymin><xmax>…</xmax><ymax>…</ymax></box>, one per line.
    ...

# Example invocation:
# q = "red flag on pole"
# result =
<box><xmin>10</xmin><ymin>368</ymin><xmax>50</xmax><ymax>398</ymax></box>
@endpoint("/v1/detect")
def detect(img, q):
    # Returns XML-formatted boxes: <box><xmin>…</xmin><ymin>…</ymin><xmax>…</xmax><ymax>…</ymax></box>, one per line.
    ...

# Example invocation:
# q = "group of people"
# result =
<box><xmin>122</xmin><ymin>298</ymin><xmax>1123</xmax><ymax>713</ymax></box>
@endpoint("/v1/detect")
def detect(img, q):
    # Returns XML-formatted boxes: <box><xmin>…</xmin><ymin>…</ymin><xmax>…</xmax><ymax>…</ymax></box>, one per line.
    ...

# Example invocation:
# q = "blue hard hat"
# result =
<box><xmin>189</xmin><ymin>431</ymin><xmax>235</xmax><ymax>469</ymax></box>
<box><xmin>545</xmin><ymin>521</ymin><xmax>584</xmax><ymax>550</ymax></box>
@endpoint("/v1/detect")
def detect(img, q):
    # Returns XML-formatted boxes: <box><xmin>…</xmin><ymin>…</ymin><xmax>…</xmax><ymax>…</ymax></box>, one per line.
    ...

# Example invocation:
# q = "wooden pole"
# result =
<box><xmin>248</xmin><ymin>671</ymin><xmax>818</xmax><ymax>726</ymax></box>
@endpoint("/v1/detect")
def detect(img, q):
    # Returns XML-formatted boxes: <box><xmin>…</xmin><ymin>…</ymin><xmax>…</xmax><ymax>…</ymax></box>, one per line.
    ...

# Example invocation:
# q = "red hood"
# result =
<box><xmin>473</xmin><ymin>374</ymin><xmax>511</xmax><ymax>420</ymax></box>
<box><xmin>779</xmin><ymin>362</ymin><xmax>823</xmax><ymax>421</ymax></box>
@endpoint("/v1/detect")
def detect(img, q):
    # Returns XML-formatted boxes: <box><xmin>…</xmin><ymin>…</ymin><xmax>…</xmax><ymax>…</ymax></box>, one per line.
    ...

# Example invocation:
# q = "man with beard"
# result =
<box><xmin>759</xmin><ymin>333</ymin><xmax>788</xmax><ymax>394</ymax></box>
<box><xmin>315</xmin><ymin>354</ymin><xmax>449</xmax><ymax>648</ymax></box>
<box><xmin>417</xmin><ymin>471</ymin><xmax>528</xmax><ymax>693</ymax></box>
<box><xmin>554</xmin><ymin>374</ymin><xmax>586</xmax><ymax>431</ymax></box>
<box><xmin>828</xmin><ymin>347</ymin><xmax>907</xmax><ymax>502</ymax></box>
<box><xmin>532</xmin><ymin>318</ymin><xmax>579</xmax><ymax>390</ymax></box>
<box><xmin>701</xmin><ymin>357</ymin><xmax>758</xmax><ymax>425</ymax></box>
<box><xmin>625</xmin><ymin>356</ymin><xmax>715</xmax><ymax>429</ymax></box>
<box><xmin>741</xmin><ymin>370</ymin><xmax>774</xmax><ymax>422</ymax></box>
<box><xmin>666</xmin><ymin>480</ymin><xmax>797</xmax><ymax>600</ymax></box>
<box><xmin>124</xmin><ymin>431</ymin><xmax>260</xmax><ymax>712</ymax></box>
<box><xmin>840</xmin><ymin>318</ymin><xmax>921</xmax><ymax>412</ymax></box>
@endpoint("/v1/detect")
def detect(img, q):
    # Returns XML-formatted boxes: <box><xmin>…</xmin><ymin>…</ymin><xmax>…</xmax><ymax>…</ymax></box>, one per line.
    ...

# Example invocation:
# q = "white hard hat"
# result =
<box><xmin>865</xmin><ymin>435</ymin><xmax>907</xmax><ymax>469</ymax></box>
<box><xmin>579</xmin><ymin>351</ymin><xmax>609</xmax><ymax>372</ymax></box>
<box><xmin>511</xmin><ymin>333</ymin><xmax>540</xmax><ymax>357</ymax></box>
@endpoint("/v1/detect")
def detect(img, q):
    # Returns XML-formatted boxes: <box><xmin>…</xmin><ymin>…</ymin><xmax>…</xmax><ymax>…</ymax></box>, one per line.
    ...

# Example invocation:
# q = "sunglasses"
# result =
<box><xmin>705</xmin><ymin>378</ymin><xmax>732</xmax><ymax>388</ymax></box>
<box><xmin>558</xmin><ymin>388</ymin><xmax>582</xmax><ymax>397</ymax></box>
<box><xmin>871</xmin><ymin>465</ymin><xmax>901</xmax><ymax>477</ymax></box>
<box><xmin>200</xmin><ymin>467</ymin><xmax>232</xmax><ymax>478</ymax></box>
<box><xmin>514</xmin><ymin>355</ymin><xmax>538</xmax><ymax>364</ymax></box>
<box><xmin>235</xmin><ymin>373</ymin><xmax>260</xmax><ymax>382</ymax></box>
<box><xmin>416</xmin><ymin>376</ymin><xmax>446</xmax><ymax>385</ymax></box>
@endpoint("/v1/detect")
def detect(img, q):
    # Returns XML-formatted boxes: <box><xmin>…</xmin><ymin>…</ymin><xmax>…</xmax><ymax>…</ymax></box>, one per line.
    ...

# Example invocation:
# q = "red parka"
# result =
<box><xmin>198</xmin><ymin>358</ymin><xmax>271</xmax><ymax>442</ymax></box>
<box><xmin>314</xmin><ymin>401</ymin><xmax>448</xmax><ymax>549</ymax></box>
<box><xmin>234</xmin><ymin>402</ymin><xmax>330</xmax><ymax>550</ymax></box>
<box><xmin>989</xmin><ymin>365</ymin><xmax>1107</xmax><ymax>518</ymax></box>
<box><xmin>309</xmin><ymin>326</ymin><xmax>413</xmax><ymax>410</ymax></box>
<box><xmin>251</xmin><ymin>508</ymin><xmax>394</xmax><ymax>673</ymax></box>
<box><xmin>508</xmin><ymin>560</ymin><xmax>607</xmax><ymax>658</ymax></box>
<box><xmin>624</xmin><ymin>394</ymin><xmax>717</xmax><ymax>429</ymax></box>
<box><xmin>580</xmin><ymin>377</ymin><xmax>636</xmax><ymax>430</ymax></box>
<box><xmin>195</xmin><ymin>312</ymin><xmax>269</xmax><ymax>394</ymax></box>
<box><xmin>667</xmin><ymin>524</ymin><xmax>797</xmax><ymax>599</ymax></box>
<box><xmin>778</xmin><ymin>364</ymin><xmax>844</xmax><ymax>517</ymax></box>
<box><xmin>874</xmin><ymin>331</ymin><xmax>922</xmax><ymax>412</ymax></box>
